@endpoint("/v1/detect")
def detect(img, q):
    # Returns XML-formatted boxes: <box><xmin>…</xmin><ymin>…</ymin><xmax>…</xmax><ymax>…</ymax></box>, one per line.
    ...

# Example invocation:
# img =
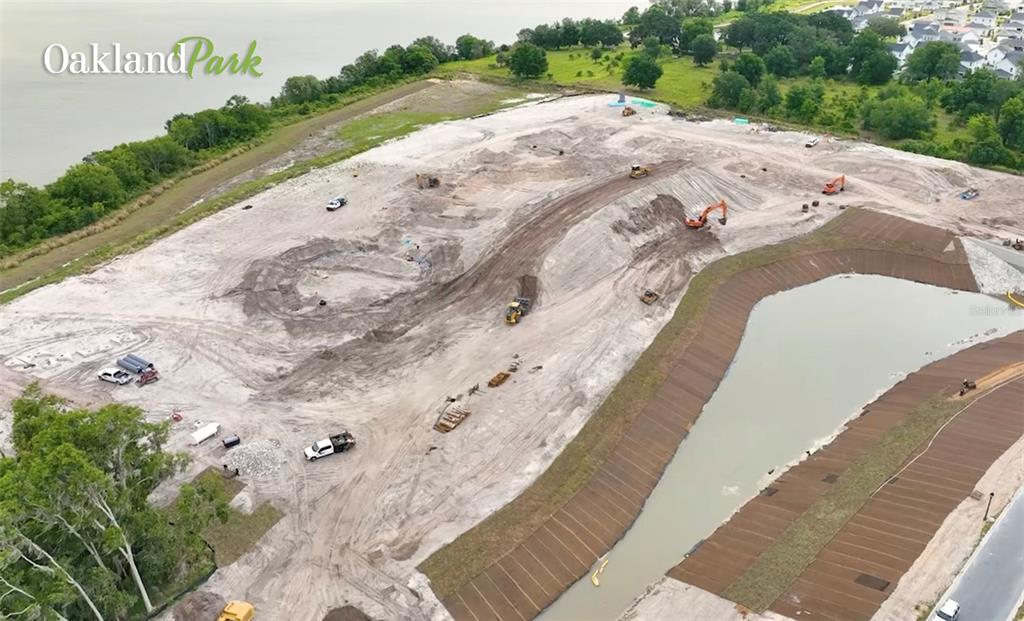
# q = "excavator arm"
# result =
<box><xmin>685</xmin><ymin>200</ymin><xmax>728</xmax><ymax>229</ymax></box>
<box><xmin>822</xmin><ymin>175</ymin><xmax>845</xmax><ymax>195</ymax></box>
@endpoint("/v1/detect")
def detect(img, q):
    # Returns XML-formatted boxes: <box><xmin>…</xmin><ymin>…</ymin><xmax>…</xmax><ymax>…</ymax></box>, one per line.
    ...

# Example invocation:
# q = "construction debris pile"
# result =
<box><xmin>224</xmin><ymin>439</ymin><xmax>286</xmax><ymax>480</ymax></box>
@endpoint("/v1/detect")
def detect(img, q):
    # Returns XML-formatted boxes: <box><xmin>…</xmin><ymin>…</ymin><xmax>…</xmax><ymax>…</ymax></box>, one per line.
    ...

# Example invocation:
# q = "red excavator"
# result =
<box><xmin>822</xmin><ymin>175</ymin><xmax>846</xmax><ymax>195</ymax></box>
<box><xmin>685</xmin><ymin>200</ymin><xmax>728</xmax><ymax>229</ymax></box>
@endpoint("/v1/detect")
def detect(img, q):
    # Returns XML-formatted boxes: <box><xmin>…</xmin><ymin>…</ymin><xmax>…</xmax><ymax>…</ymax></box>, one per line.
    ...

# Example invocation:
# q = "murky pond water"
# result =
<box><xmin>538</xmin><ymin>275</ymin><xmax>1024</xmax><ymax>621</ymax></box>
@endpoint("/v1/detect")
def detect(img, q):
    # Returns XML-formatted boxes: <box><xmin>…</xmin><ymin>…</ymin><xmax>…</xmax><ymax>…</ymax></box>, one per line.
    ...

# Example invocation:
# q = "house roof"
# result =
<box><xmin>994</xmin><ymin>67</ymin><xmax>1015</xmax><ymax>78</ymax></box>
<box><xmin>974</xmin><ymin>11</ymin><xmax>998</xmax><ymax>18</ymax></box>
<box><xmin>889</xmin><ymin>42</ymin><xmax>910</xmax><ymax>53</ymax></box>
<box><xmin>961</xmin><ymin>50</ymin><xmax>985</xmax><ymax>61</ymax></box>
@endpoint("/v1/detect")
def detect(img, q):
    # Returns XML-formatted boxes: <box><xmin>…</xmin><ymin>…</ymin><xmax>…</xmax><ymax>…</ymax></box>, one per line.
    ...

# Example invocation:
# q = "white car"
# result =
<box><xmin>805</xmin><ymin>137</ymin><xmax>820</xmax><ymax>148</ymax></box>
<box><xmin>326</xmin><ymin>196</ymin><xmax>347</xmax><ymax>211</ymax></box>
<box><xmin>934</xmin><ymin>599</ymin><xmax>960</xmax><ymax>621</ymax></box>
<box><xmin>98</xmin><ymin>368</ymin><xmax>132</xmax><ymax>385</ymax></box>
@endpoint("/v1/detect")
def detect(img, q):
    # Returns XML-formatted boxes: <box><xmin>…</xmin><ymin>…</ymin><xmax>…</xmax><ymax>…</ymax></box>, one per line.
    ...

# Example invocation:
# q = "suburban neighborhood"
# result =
<box><xmin>829</xmin><ymin>0</ymin><xmax>1024</xmax><ymax>76</ymax></box>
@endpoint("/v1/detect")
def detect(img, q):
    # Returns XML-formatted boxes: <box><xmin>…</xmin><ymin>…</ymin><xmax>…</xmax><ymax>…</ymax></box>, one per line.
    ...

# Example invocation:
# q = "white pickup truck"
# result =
<box><xmin>304</xmin><ymin>431</ymin><xmax>356</xmax><ymax>461</ymax></box>
<box><xmin>98</xmin><ymin>368</ymin><xmax>132</xmax><ymax>385</ymax></box>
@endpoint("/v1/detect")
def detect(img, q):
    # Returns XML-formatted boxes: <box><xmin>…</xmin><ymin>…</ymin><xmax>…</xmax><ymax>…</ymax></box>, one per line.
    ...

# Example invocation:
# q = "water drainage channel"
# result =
<box><xmin>538</xmin><ymin>275</ymin><xmax>1024</xmax><ymax>621</ymax></box>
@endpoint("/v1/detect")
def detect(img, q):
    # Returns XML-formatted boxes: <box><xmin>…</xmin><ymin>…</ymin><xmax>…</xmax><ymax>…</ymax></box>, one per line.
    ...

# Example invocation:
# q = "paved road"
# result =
<box><xmin>933</xmin><ymin>488</ymin><xmax>1024</xmax><ymax>621</ymax></box>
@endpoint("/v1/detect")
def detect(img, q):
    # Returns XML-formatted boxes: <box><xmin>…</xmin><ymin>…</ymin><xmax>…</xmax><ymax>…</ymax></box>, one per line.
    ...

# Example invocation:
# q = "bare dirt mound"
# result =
<box><xmin>173</xmin><ymin>591</ymin><xmax>226</xmax><ymax>621</ymax></box>
<box><xmin>323</xmin><ymin>605</ymin><xmax>375</xmax><ymax>621</ymax></box>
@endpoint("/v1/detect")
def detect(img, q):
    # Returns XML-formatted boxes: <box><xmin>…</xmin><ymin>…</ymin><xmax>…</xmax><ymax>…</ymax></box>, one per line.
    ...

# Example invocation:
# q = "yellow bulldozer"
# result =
<box><xmin>416</xmin><ymin>173</ymin><xmax>441</xmax><ymax>189</ymax></box>
<box><xmin>217</xmin><ymin>601</ymin><xmax>255</xmax><ymax>621</ymax></box>
<box><xmin>504</xmin><ymin>297</ymin><xmax>532</xmax><ymax>325</ymax></box>
<box><xmin>629</xmin><ymin>165</ymin><xmax>650</xmax><ymax>179</ymax></box>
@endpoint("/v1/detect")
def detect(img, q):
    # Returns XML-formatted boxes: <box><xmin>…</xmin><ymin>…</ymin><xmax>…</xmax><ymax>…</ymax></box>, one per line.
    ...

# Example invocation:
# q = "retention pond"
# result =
<box><xmin>538</xmin><ymin>274</ymin><xmax>1024</xmax><ymax>621</ymax></box>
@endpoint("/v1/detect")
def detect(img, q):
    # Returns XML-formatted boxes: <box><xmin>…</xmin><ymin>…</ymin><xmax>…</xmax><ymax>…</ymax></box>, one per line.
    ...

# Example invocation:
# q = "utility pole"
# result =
<box><xmin>984</xmin><ymin>492</ymin><xmax>995</xmax><ymax>521</ymax></box>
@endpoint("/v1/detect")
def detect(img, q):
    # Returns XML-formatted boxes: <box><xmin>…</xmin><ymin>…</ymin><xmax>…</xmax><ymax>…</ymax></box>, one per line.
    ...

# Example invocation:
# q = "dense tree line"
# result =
<box><xmin>516</xmin><ymin>18</ymin><xmax>624</xmax><ymax>50</ymax></box>
<box><xmin>0</xmin><ymin>386</ymin><xmax>230</xmax><ymax>620</ymax></box>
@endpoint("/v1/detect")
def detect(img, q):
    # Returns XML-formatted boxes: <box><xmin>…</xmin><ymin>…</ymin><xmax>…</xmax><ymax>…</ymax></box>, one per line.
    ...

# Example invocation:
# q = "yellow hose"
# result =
<box><xmin>1008</xmin><ymin>291</ymin><xmax>1024</xmax><ymax>309</ymax></box>
<box><xmin>591</xmin><ymin>558</ymin><xmax>609</xmax><ymax>587</ymax></box>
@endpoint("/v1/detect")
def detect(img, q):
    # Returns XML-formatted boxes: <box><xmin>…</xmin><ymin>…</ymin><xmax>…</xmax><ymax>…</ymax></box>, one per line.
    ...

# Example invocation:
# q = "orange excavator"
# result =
<box><xmin>822</xmin><ymin>175</ymin><xmax>846</xmax><ymax>195</ymax></box>
<box><xmin>685</xmin><ymin>200</ymin><xmax>728</xmax><ymax>229</ymax></box>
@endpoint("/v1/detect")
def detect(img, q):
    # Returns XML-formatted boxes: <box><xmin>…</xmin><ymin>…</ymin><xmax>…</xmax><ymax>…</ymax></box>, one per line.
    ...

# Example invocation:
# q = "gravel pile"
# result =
<box><xmin>225</xmin><ymin>438</ymin><xmax>285</xmax><ymax>479</ymax></box>
<box><xmin>963</xmin><ymin>238</ymin><xmax>1024</xmax><ymax>294</ymax></box>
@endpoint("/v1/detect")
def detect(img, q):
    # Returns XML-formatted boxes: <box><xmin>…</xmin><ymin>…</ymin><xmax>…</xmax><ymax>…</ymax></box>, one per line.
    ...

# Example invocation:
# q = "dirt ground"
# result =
<box><xmin>1</xmin><ymin>90</ymin><xmax>1022</xmax><ymax>621</ymax></box>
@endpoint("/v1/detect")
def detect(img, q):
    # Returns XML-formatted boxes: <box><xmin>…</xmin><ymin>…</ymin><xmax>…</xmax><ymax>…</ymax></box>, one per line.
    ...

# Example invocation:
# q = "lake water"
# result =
<box><xmin>538</xmin><ymin>275</ymin><xmax>1024</xmax><ymax>621</ymax></box>
<box><xmin>0</xmin><ymin>0</ymin><xmax>637</xmax><ymax>185</ymax></box>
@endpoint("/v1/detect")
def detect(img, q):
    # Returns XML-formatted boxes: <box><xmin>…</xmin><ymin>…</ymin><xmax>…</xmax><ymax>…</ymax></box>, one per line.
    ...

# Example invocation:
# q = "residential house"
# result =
<box><xmin>889</xmin><ymin>42</ymin><xmax>913</xmax><ymax>65</ymax></box>
<box><xmin>994</xmin><ymin>50</ymin><xmax>1024</xmax><ymax>75</ymax></box>
<box><xmin>960</xmin><ymin>49</ymin><xmax>987</xmax><ymax>71</ymax></box>
<box><xmin>881</xmin><ymin>7</ymin><xmax>906</xmax><ymax>19</ymax></box>
<box><xmin>829</xmin><ymin>5</ymin><xmax>856</xmax><ymax>18</ymax></box>
<box><xmin>971</xmin><ymin>11</ymin><xmax>999</xmax><ymax>27</ymax></box>
<box><xmin>852</xmin><ymin>0</ymin><xmax>884</xmax><ymax>16</ymax></box>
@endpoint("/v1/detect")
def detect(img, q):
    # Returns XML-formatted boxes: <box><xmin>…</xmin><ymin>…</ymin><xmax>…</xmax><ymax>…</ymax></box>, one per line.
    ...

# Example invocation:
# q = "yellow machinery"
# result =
<box><xmin>504</xmin><ymin>297</ymin><xmax>532</xmax><ymax>325</ymax></box>
<box><xmin>218</xmin><ymin>601</ymin><xmax>255</xmax><ymax>621</ymax></box>
<box><xmin>622</xmin><ymin>106</ymin><xmax>637</xmax><ymax>117</ymax></box>
<box><xmin>640</xmin><ymin>289</ymin><xmax>660</xmax><ymax>305</ymax></box>
<box><xmin>416</xmin><ymin>173</ymin><xmax>440</xmax><ymax>189</ymax></box>
<box><xmin>629</xmin><ymin>165</ymin><xmax>650</xmax><ymax>179</ymax></box>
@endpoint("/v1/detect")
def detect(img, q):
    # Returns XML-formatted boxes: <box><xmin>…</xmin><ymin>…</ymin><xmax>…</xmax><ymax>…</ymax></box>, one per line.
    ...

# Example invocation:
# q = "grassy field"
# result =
<box><xmin>721</xmin><ymin>396</ymin><xmax>966</xmax><ymax>611</ymax></box>
<box><xmin>193</xmin><ymin>468</ymin><xmax>285</xmax><ymax>567</ymax></box>
<box><xmin>441</xmin><ymin>48</ymin><xmax>718</xmax><ymax>108</ymax></box>
<box><xmin>419</xmin><ymin>209</ymin><xmax>968</xmax><ymax>599</ymax></box>
<box><xmin>0</xmin><ymin>81</ymin><xmax>531</xmax><ymax>305</ymax></box>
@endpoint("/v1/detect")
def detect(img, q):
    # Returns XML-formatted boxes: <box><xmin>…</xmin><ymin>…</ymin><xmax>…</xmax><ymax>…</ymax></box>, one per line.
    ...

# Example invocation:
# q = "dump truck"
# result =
<box><xmin>488</xmin><ymin>372</ymin><xmax>511</xmax><ymax>387</ymax></box>
<box><xmin>434</xmin><ymin>404</ymin><xmax>471</xmax><ymax>433</ymax></box>
<box><xmin>217</xmin><ymin>601</ymin><xmax>255</xmax><ymax>621</ymax></box>
<box><xmin>505</xmin><ymin>297</ymin><xmax>532</xmax><ymax>325</ymax></box>
<box><xmin>304</xmin><ymin>431</ymin><xmax>356</xmax><ymax>461</ymax></box>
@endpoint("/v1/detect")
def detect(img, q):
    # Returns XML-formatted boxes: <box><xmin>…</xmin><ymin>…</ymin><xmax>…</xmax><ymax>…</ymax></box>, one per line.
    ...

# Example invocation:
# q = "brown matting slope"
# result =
<box><xmin>670</xmin><ymin>335</ymin><xmax>1023</xmax><ymax>621</ymax></box>
<box><xmin>441</xmin><ymin>209</ymin><xmax>985</xmax><ymax>621</ymax></box>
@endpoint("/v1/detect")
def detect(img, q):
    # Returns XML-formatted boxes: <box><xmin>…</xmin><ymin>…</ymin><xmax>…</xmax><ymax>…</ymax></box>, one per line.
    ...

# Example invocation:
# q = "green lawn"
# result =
<box><xmin>441</xmin><ymin>47</ymin><xmax>717</xmax><ymax>107</ymax></box>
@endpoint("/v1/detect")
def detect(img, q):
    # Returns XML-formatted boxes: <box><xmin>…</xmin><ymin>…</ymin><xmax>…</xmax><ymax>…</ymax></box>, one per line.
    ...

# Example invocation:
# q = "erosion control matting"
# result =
<box><xmin>671</xmin><ymin>336</ymin><xmax>1023</xmax><ymax>620</ymax></box>
<box><xmin>430</xmin><ymin>209</ymin><xmax>992</xmax><ymax>621</ymax></box>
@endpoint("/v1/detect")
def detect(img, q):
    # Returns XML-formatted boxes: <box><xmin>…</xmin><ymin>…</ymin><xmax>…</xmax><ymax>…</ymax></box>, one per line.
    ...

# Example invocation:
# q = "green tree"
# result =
<box><xmin>692</xmin><ymin>34</ymin><xmax>718</xmax><ymax>67</ymax></box>
<box><xmin>763</xmin><ymin>45</ymin><xmax>797</xmax><ymax>77</ymax></box>
<box><xmin>508</xmin><ymin>42</ymin><xmax>548</xmax><ymax>78</ymax></box>
<box><xmin>857</xmin><ymin>50</ymin><xmax>897</xmax><ymax>85</ymax></box>
<box><xmin>278</xmin><ymin>75</ymin><xmax>323</xmax><ymax>105</ymax></box>
<box><xmin>455</xmin><ymin>34</ymin><xmax>494</xmax><ymax>60</ymax></box>
<box><xmin>400</xmin><ymin>45</ymin><xmax>439</xmax><ymax>74</ymax></box>
<box><xmin>865</xmin><ymin>16</ymin><xmax>905</xmax><ymax>39</ymax></box>
<box><xmin>622</xmin><ymin>54</ymin><xmax>664</xmax><ymax>89</ymax></box>
<box><xmin>710</xmin><ymin>70</ymin><xmax>751</xmax><ymax>108</ymax></box>
<box><xmin>680</xmin><ymin>17</ymin><xmax>715</xmax><ymax>52</ymax></box>
<box><xmin>809</xmin><ymin>55</ymin><xmax>826</xmax><ymax>78</ymax></box>
<box><xmin>724</xmin><ymin>17</ymin><xmax>757</xmax><ymax>50</ymax></box>
<box><xmin>733</xmin><ymin>52</ymin><xmax>766</xmax><ymax>87</ymax></box>
<box><xmin>634</xmin><ymin>4</ymin><xmax>682</xmax><ymax>46</ymax></box>
<box><xmin>862</xmin><ymin>95</ymin><xmax>934</xmax><ymax>139</ymax></box>
<box><xmin>1</xmin><ymin>386</ymin><xmax>227</xmax><ymax>621</ymax></box>
<box><xmin>965</xmin><ymin>114</ymin><xmax>1010</xmax><ymax>165</ymax></box>
<box><xmin>622</xmin><ymin>6</ymin><xmax>642</xmax><ymax>24</ymax></box>
<box><xmin>998</xmin><ymin>95</ymin><xmax>1024</xmax><ymax>151</ymax></box>
<box><xmin>642</xmin><ymin>36</ymin><xmax>664</xmax><ymax>58</ymax></box>
<box><xmin>785</xmin><ymin>83</ymin><xmax>824</xmax><ymax>122</ymax></box>
<box><xmin>758</xmin><ymin>74</ymin><xmax>783</xmax><ymax>111</ymax></box>
<box><xmin>410</xmin><ymin>36</ymin><xmax>453</xmax><ymax>63</ymax></box>
<box><xmin>48</xmin><ymin>163</ymin><xmax>125</xmax><ymax>214</ymax></box>
<box><xmin>905</xmin><ymin>41</ymin><xmax>962</xmax><ymax>82</ymax></box>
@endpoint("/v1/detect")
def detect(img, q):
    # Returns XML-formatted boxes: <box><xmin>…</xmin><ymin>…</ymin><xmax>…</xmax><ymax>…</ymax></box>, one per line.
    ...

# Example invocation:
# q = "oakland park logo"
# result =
<box><xmin>42</xmin><ymin>36</ymin><xmax>263</xmax><ymax>78</ymax></box>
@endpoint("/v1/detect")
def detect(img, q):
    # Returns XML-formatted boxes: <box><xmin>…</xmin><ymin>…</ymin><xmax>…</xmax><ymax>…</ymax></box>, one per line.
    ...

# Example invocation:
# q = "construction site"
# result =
<box><xmin>1</xmin><ymin>86</ymin><xmax>1023</xmax><ymax>621</ymax></box>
